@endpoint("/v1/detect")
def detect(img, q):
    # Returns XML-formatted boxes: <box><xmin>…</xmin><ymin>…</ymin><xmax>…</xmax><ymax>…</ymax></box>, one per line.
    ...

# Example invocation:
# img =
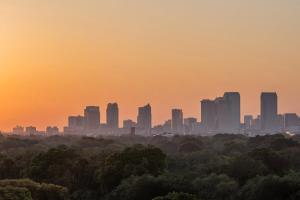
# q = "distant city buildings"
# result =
<box><xmin>84</xmin><ymin>106</ymin><xmax>100</xmax><ymax>130</ymax></box>
<box><xmin>184</xmin><ymin>117</ymin><xmax>197</xmax><ymax>134</ymax></box>
<box><xmin>9</xmin><ymin>91</ymin><xmax>300</xmax><ymax>136</ymax></box>
<box><xmin>261</xmin><ymin>92</ymin><xmax>278</xmax><ymax>133</ymax></box>
<box><xmin>137</xmin><ymin>104</ymin><xmax>152</xmax><ymax>133</ymax></box>
<box><xmin>46</xmin><ymin>126</ymin><xmax>59</xmax><ymax>135</ymax></box>
<box><xmin>106</xmin><ymin>103</ymin><xmax>119</xmax><ymax>128</ymax></box>
<box><xmin>200</xmin><ymin>92</ymin><xmax>240</xmax><ymax>133</ymax></box>
<box><xmin>13</xmin><ymin>126</ymin><xmax>24</xmax><ymax>135</ymax></box>
<box><xmin>172</xmin><ymin>109</ymin><xmax>184</xmax><ymax>134</ymax></box>
<box><xmin>25</xmin><ymin>126</ymin><xmax>37</xmax><ymax>135</ymax></box>
<box><xmin>244</xmin><ymin>115</ymin><xmax>253</xmax><ymax>130</ymax></box>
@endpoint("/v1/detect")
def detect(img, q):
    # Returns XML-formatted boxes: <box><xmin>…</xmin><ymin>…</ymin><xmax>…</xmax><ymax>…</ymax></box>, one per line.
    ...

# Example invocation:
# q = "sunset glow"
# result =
<box><xmin>1</xmin><ymin>0</ymin><xmax>300</xmax><ymax>131</ymax></box>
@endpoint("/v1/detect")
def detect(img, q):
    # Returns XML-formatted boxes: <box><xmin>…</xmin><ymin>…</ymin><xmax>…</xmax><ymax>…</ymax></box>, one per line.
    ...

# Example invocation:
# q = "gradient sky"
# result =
<box><xmin>1</xmin><ymin>0</ymin><xmax>300</xmax><ymax>131</ymax></box>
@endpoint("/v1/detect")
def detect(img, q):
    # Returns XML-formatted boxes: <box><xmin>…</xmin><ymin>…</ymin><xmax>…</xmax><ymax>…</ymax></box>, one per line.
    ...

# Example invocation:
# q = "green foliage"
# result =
<box><xmin>0</xmin><ymin>186</ymin><xmax>33</xmax><ymax>200</ymax></box>
<box><xmin>153</xmin><ymin>192</ymin><xmax>198</xmax><ymax>200</ymax></box>
<box><xmin>27</xmin><ymin>145</ymin><xmax>79</xmax><ymax>188</ymax></box>
<box><xmin>193</xmin><ymin>173</ymin><xmax>238</xmax><ymax>200</ymax></box>
<box><xmin>0</xmin><ymin>179</ymin><xmax>69</xmax><ymax>200</ymax></box>
<box><xmin>0</xmin><ymin>134</ymin><xmax>300</xmax><ymax>199</ymax></box>
<box><xmin>239</xmin><ymin>172</ymin><xmax>300</xmax><ymax>200</ymax></box>
<box><xmin>225</xmin><ymin>156</ymin><xmax>267</xmax><ymax>184</ymax></box>
<box><xmin>97</xmin><ymin>145</ymin><xmax>166</xmax><ymax>193</ymax></box>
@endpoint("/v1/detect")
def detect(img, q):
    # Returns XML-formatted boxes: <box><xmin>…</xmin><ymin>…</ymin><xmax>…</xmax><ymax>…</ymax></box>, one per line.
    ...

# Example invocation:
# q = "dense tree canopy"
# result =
<box><xmin>0</xmin><ymin>133</ymin><xmax>299</xmax><ymax>200</ymax></box>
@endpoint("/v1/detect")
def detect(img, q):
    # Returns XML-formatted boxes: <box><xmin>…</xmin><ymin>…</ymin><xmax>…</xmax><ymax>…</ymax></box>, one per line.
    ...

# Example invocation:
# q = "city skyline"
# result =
<box><xmin>4</xmin><ymin>91</ymin><xmax>300</xmax><ymax>134</ymax></box>
<box><xmin>1</xmin><ymin>1</ymin><xmax>300</xmax><ymax>131</ymax></box>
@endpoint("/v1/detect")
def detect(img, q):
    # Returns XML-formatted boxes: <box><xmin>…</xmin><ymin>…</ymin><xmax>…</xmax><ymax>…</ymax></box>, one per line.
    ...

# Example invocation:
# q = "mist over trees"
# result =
<box><xmin>0</xmin><ymin>133</ymin><xmax>300</xmax><ymax>200</ymax></box>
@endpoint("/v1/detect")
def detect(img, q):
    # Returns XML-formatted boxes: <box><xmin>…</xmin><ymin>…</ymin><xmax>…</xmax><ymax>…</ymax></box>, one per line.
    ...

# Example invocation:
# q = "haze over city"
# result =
<box><xmin>1</xmin><ymin>0</ymin><xmax>300</xmax><ymax>131</ymax></box>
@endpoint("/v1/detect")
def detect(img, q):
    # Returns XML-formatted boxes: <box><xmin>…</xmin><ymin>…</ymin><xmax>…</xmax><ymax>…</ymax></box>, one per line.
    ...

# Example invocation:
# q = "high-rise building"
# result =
<box><xmin>244</xmin><ymin>115</ymin><xmax>253</xmax><ymax>129</ymax></box>
<box><xmin>201</xmin><ymin>92</ymin><xmax>240</xmax><ymax>133</ymax></box>
<box><xmin>201</xmin><ymin>99</ymin><xmax>216</xmax><ymax>131</ymax></box>
<box><xmin>106</xmin><ymin>103</ymin><xmax>119</xmax><ymax>128</ymax></box>
<box><xmin>137</xmin><ymin>104</ymin><xmax>152</xmax><ymax>132</ymax></box>
<box><xmin>223</xmin><ymin>92</ymin><xmax>241</xmax><ymax>132</ymax></box>
<box><xmin>84</xmin><ymin>106</ymin><xmax>100</xmax><ymax>130</ymax></box>
<box><xmin>215</xmin><ymin>97</ymin><xmax>228</xmax><ymax>132</ymax></box>
<box><xmin>172</xmin><ymin>109</ymin><xmax>184</xmax><ymax>134</ymax></box>
<box><xmin>261</xmin><ymin>92</ymin><xmax>278</xmax><ymax>132</ymax></box>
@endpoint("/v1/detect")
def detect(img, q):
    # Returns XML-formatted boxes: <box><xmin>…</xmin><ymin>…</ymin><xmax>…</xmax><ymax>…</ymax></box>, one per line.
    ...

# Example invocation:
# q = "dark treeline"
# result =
<box><xmin>1</xmin><ymin>133</ymin><xmax>300</xmax><ymax>200</ymax></box>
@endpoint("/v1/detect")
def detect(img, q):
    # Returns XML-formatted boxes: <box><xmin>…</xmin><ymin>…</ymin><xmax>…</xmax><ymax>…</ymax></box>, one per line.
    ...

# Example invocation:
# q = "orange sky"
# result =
<box><xmin>0</xmin><ymin>0</ymin><xmax>300</xmax><ymax>131</ymax></box>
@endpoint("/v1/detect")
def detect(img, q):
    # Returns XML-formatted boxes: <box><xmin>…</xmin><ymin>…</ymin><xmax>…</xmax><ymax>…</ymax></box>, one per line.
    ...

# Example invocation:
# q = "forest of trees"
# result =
<box><xmin>1</xmin><ymin>133</ymin><xmax>300</xmax><ymax>200</ymax></box>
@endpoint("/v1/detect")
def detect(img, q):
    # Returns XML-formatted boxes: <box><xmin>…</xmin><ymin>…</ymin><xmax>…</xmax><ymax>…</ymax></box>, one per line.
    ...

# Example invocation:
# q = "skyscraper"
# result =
<box><xmin>201</xmin><ymin>99</ymin><xmax>216</xmax><ymax>131</ymax></box>
<box><xmin>261</xmin><ymin>92</ymin><xmax>278</xmax><ymax>132</ymax></box>
<box><xmin>223</xmin><ymin>92</ymin><xmax>241</xmax><ymax>132</ymax></box>
<box><xmin>172</xmin><ymin>109</ymin><xmax>184</xmax><ymax>134</ymax></box>
<box><xmin>137</xmin><ymin>104</ymin><xmax>152</xmax><ymax>132</ymax></box>
<box><xmin>201</xmin><ymin>92</ymin><xmax>240</xmax><ymax>133</ymax></box>
<box><xmin>84</xmin><ymin>106</ymin><xmax>100</xmax><ymax>130</ymax></box>
<box><xmin>106</xmin><ymin>103</ymin><xmax>119</xmax><ymax>128</ymax></box>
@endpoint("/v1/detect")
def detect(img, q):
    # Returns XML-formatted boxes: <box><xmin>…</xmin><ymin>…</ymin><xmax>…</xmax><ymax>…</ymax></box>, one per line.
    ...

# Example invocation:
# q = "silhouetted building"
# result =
<box><xmin>163</xmin><ymin>120</ymin><xmax>172</xmax><ymax>132</ymax></box>
<box><xmin>68</xmin><ymin>115</ymin><xmax>85</xmax><ymax>128</ymax></box>
<box><xmin>123</xmin><ymin>120</ymin><xmax>136</xmax><ymax>129</ymax></box>
<box><xmin>84</xmin><ymin>106</ymin><xmax>100</xmax><ymax>130</ymax></box>
<box><xmin>284</xmin><ymin>113</ymin><xmax>299</xmax><ymax>129</ymax></box>
<box><xmin>172</xmin><ymin>109</ymin><xmax>184</xmax><ymax>134</ymax></box>
<box><xmin>46</xmin><ymin>126</ymin><xmax>59</xmax><ymax>135</ymax></box>
<box><xmin>223</xmin><ymin>92</ymin><xmax>241</xmax><ymax>133</ymax></box>
<box><xmin>137</xmin><ymin>104</ymin><xmax>152</xmax><ymax>132</ymax></box>
<box><xmin>261</xmin><ymin>92</ymin><xmax>278</xmax><ymax>133</ymax></box>
<box><xmin>201</xmin><ymin>100</ymin><xmax>216</xmax><ymax>131</ymax></box>
<box><xmin>184</xmin><ymin>117</ymin><xmax>197</xmax><ymax>134</ymax></box>
<box><xmin>244</xmin><ymin>115</ymin><xmax>253</xmax><ymax>129</ymax></box>
<box><xmin>26</xmin><ymin>126</ymin><xmax>37</xmax><ymax>135</ymax></box>
<box><xmin>201</xmin><ymin>92</ymin><xmax>240</xmax><ymax>133</ymax></box>
<box><xmin>106</xmin><ymin>103</ymin><xmax>119</xmax><ymax>128</ymax></box>
<box><xmin>13</xmin><ymin>126</ymin><xmax>24</xmax><ymax>135</ymax></box>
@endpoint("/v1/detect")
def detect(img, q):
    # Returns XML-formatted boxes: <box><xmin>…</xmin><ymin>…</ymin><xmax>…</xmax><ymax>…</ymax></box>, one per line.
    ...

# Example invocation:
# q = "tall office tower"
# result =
<box><xmin>244</xmin><ymin>115</ymin><xmax>253</xmax><ymax>129</ymax></box>
<box><xmin>137</xmin><ymin>104</ymin><xmax>152</xmax><ymax>131</ymax></box>
<box><xmin>261</xmin><ymin>92</ymin><xmax>278</xmax><ymax>132</ymax></box>
<box><xmin>223</xmin><ymin>92</ymin><xmax>241</xmax><ymax>133</ymax></box>
<box><xmin>284</xmin><ymin>113</ymin><xmax>299</xmax><ymax>129</ymax></box>
<box><xmin>172</xmin><ymin>109</ymin><xmax>184</xmax><ymax>134</ymax></box>
<box><xmin>106</xmin><ymin>103</ymin><xmax>119</xmax><ymax>128</ymax></box>
<box><xmin>201</xmin><ymin>99</ymin><xmax>216</xmax><ymax>131</ymax></box>
<box><xmin>215</xmin><ymin>97</ymin><xmax>228</xmax><ymax>132</ymax></box>
<box><xmin>84</xmin><ymin>106</ymin><xmax>100</xmax><ymax>130</ymax></box>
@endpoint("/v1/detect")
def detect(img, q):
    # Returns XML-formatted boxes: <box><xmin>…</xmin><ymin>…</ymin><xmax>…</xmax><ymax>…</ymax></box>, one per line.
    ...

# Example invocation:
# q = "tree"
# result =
<box><xmin>225</xmin><ymin>156</ymin><xmax>267</xmax><ymax>184</ymax></box>
<box><xmin>27</xmin><ymin>145</ymin><xmax>79</xmax><ymax>188</ymax></box>
<box><xmin>239</xmin><ymin>172</ymin><xmax>300</xmax><ymax>200</ymax></box>
<box><xmin>97</xmin><ymin>145</ymin><xmax>166</xmax><ymax>193</ymax></box>
<box><xmin>0</xmin><ymin>179</ymin><xmax>69</xmax><ymax>200</ymax></box>
<box><xmin>153</xmin><ymin>192</ymin><xmax>198</xmax><ymax>200</ymax></box>
<box><xmin>193</xmin><ymin>173</ymin><xmax>238</xmax><ymax>200</ymax></box>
